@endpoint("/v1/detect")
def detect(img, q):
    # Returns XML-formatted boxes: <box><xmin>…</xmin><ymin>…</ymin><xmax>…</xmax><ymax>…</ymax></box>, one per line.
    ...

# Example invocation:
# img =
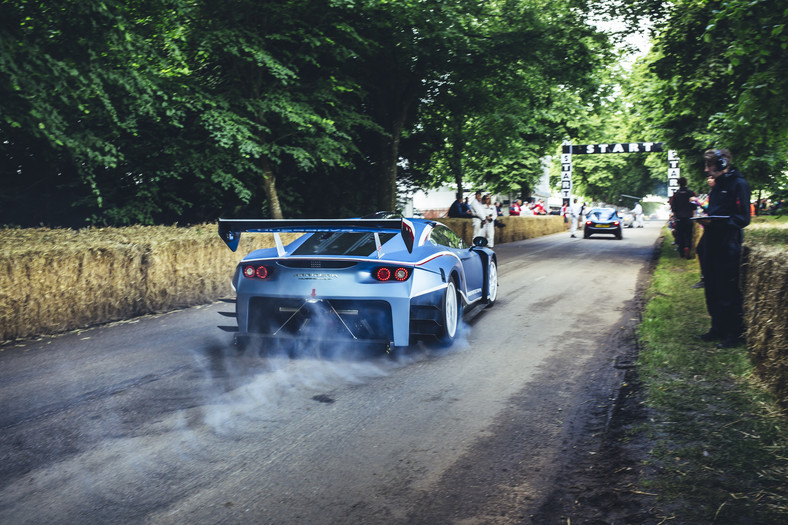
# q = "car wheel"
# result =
<box><xmin>583</xmin><ymin>231</ymin><xmax>590</xmax><ymax>239</ymax></box>
<box><xmin>616</xmin><ymin>230</ymin><xmax>623</xmax><ymax>240</ymax></box>
<box><xmin>438</xmin><ymin>279</ymin><xmax>460</xmax><ymax>345</ymax></box>
<box><xmin>486</xmin><ymin>258</ymin><xmax>498</xmax><ymax>307</ymax></box>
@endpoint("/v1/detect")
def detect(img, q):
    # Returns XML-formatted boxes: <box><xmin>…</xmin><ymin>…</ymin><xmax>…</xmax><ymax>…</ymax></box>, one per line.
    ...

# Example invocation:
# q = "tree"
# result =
<box><xmin>396</xmin><ymin>0</ymin><xmax>614</xmax><ymax>203</ymax></box>
<box><xmin>179</xmin><ymin>0</ymin><xmax>380</xmax><ymax>219</ymax></box>
<box><xmin>0</xmin><ymin>0</ymin><xmax>629</xmax><ymax>226</ymax></box>
<box><xmin>620</xmin><ymin>0</ymin><xmax>788</xmax><ymax>190</ymax></box>
<box><xmin>0</xmin><ymin>0</ymin><xmax>188</xmax><ymax>225</ymax></box>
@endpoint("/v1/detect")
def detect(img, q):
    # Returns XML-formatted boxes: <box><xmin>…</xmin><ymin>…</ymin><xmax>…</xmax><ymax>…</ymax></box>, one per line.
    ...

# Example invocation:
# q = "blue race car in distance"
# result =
<box><xmin>218</xmin><ymin>214</ymin><xmax>498</xmax><ymax>352</ymax></box>
<box><xmin>583</xmin><ymin>207</ymin><xmax>623</xmax><ymax>240</ymax></box>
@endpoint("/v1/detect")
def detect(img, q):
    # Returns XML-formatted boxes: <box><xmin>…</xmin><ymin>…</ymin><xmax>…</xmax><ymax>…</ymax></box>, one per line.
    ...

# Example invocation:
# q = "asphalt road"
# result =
<box><xmin>0</xmin><ymin>221</ymin><xmax>661</xmax><ymax>524</ymax></box>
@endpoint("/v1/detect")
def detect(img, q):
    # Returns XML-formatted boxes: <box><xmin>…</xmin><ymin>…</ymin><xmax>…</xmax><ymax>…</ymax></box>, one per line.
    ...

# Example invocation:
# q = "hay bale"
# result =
<box><xmin>742</xmin><ymin>243</ymin><xmax>788</xmax><ymax>408</ymax></box>
<box><xmin>437</xmin><ymin>216</ymin><xmax>565</xmax><ymax>245</ymax></box>
<box><xmin>0</xmin><ymin>229</ymin><xmax>148</xmax><ymax>340</ymax></box>
<box><xmin>0</xmin><ymin>225</ymin><xmax>291</xmax><ymax>342</ymax></box>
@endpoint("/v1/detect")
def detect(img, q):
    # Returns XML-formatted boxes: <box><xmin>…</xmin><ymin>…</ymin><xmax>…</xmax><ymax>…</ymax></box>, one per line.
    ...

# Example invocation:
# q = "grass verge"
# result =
<box><xmin>636</xmin><ymin>227</ymin><xmax>788</xmax><ymax>523</ymax></box>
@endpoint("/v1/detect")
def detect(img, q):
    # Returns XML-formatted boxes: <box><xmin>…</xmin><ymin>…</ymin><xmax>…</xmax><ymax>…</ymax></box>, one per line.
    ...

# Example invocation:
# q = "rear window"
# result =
<box><xmin>589</xmin><ymin>209</ymin><xmax>616</xmax><ymax>220</ymax></box>
<box><xmin>292</xmin><ymin>232</ymin><xmax>397</xmax><ymax>256</ymax></box>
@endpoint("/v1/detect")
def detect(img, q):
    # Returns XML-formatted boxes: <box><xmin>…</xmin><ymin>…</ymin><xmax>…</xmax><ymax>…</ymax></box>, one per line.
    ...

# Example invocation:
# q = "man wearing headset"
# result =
<box><xmin>697</xmin><ymin>148</ymin><xmax>750</xmax><ymax>348</ymax></box>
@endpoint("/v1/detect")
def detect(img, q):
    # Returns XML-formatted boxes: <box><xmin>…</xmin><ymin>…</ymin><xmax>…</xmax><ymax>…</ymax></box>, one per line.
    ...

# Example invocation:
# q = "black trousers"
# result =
<box><xmin>674</xmin><ymin>217</ymin><xmax>693</xmax><ymax>252</ymax></box>
<box><xmin>701</xmin><ymin>226</ymin><xmax>744</xmax><ymax>337</ymax></box>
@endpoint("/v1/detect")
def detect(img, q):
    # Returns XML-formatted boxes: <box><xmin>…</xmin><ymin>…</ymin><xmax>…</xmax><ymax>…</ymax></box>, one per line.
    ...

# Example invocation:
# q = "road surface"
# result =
<box><xmin>0</xmin><ymin>222</ymin><xmax>661</xmax><ymax>524</ymax></box>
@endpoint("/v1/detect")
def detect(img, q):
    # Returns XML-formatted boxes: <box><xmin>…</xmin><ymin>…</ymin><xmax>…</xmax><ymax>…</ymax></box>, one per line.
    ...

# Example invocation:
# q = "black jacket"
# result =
<box><xmin>670</xmin><ymin>187</ymin><xmax>697</xmax><ymax>219</ymax></box>
<box><xmin>707</xmin><ymin>168</ymin><xmax>751</xmax><ymax>230</ymax></box>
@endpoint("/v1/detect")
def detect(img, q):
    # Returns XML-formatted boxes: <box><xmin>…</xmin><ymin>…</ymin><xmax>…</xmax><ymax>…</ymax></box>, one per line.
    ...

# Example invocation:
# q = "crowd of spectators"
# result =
<box><xmin>448</xmin><ymin>195</ymin><xmax>552</xmax><ymax>219</ymax></box>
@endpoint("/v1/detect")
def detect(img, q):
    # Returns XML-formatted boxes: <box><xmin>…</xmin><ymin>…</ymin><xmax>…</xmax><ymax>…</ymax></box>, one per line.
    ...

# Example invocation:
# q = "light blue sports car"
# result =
<box><xmin>218</xmin><ymin>214</ymin><xmax>497</xmax><ymax>352</ymax></box>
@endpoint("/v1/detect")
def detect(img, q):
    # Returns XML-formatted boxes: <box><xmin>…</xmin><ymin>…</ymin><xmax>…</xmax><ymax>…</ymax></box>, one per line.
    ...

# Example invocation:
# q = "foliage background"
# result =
<box><xmin>1</xmin><ymin>0</ymin><xmax>786</xmax><ymax>227</ymax></box>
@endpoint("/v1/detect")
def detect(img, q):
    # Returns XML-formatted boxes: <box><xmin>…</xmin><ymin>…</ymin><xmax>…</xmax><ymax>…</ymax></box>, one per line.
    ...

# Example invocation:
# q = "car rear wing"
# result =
<box><xmin>218</xmin><ymin>218</ymin><xmax>417</xmax><ymax>255</ymax></box>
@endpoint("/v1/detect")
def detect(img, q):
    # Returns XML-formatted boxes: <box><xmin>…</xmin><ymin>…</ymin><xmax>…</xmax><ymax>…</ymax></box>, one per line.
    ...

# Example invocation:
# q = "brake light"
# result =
<box><xmin>242</xmin><ymin>264</ymin><xmax>272</xmax><ymax>279</ymax></box>
<box><xmin>613</xmin><ymin>221</ymin><xmax>620</xmax><ymax>226</ymax></box>
<box><xmin>374</xmin><ymin>266</ymin><xmax>411</xmax><ymax>281</ymax></box>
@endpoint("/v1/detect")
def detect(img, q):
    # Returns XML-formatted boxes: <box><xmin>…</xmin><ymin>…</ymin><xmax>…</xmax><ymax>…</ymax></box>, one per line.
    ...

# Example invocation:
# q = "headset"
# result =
<box><xmin>714</xmin><ymin>149</ymin><xmax>728</xmax><ymax>170</ymax></box>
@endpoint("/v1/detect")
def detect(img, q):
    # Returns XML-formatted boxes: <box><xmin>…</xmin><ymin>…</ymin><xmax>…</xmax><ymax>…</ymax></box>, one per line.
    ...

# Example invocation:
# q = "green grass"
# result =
<box><xmin>636</xmin><ymin>226</ymin><xmax>788</xmax><ymax>523</ymax></box>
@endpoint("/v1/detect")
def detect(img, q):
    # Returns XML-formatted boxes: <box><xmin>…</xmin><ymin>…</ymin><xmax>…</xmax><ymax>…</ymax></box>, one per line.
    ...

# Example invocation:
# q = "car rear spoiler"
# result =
<box><xmin>218</xmin><ymin>218</ymin><xmax>418</xmax><ymax>255</ymax></box>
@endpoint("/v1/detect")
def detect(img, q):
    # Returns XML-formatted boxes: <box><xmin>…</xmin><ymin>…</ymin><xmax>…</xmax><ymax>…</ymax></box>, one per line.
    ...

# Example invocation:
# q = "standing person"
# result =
<box><xmin>698</xmin><ymin>148</ymin><xmax>750</xmax><ymax>349</ymax></box>
<box><xmin>468</xmin><ymin>190</ymin><xmax>488</xmax><ymax>241</ymax></box>
<box><xmin>482</xmin><ymin>194</ymin><xmax>496</xmax><ymax>247</ymax></box>
<box><xmin>691</xmin><ymin>175</ymin><xmax>716</xmax><ymax>288</ymax></box>
<box><xmin>509</xmin><ymin>199</ymin><xmax>522</xmax><ymax>216</ymax></box>
<box><xmin>670</xmin><ymin>177</ymin><xmax>698</xmax><ymax>259</ymax></box>
<box><xmin>568</xmin><ymin>198</ymin><xmax>580</xmax><ymax>238</ymax></box>
<box><xmin>461</xmin><ymin>197</ymin><xmax>471</xmax><ymax>217</ymax></box>
<box><xmin>633</xmin><ymin>201</ymin><xmax>645</xmax><ymax>227</ymax></box>
<box><xmin>448</xmin><ymin>197</ymin><xmax>464</xmax><ymax>218</ymax></box>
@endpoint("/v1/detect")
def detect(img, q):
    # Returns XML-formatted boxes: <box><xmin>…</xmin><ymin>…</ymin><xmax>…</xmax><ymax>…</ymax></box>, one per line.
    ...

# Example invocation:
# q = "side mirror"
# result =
<box><xmin>472</xmin><ymin>236</ymin><xmax>488</xmax><ymax>247</ymax></box>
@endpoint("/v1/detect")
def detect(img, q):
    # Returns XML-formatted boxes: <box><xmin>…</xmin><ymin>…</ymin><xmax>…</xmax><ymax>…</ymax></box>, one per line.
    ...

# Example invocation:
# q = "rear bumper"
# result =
<box><xmin>236</xmin><ymin>290</ymin><xmax>450</xmax><ymax>348</ymax></box>
<box><xmin>585</xmin><ymin>225</ymin><xmax>622</xmax><ymax>235</ymax></box>
<box><xmin>238</xmin><ymin>295</ymin><xmax>413</xmax><ymax>347</ymax></box>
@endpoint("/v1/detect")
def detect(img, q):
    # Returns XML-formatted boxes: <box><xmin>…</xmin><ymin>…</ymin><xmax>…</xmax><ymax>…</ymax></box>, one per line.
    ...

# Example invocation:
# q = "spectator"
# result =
<box><xmin>461</xmin><ymin>197</ymin><xmax>471</xmax><ymax>217</ymax></box>
<box><xmin>669</xmin><ymin>177</ymin><xmax>698</xmax><ymax>259</ymax></box>
<box><xmin>482</xmin><ymin>194</ymin><xmax>496</xmax><ymax>247</ymax></box>
<box><xmin>697</xmin><ymin>148</ymin><xmax>750</xmax><ymax>349</ymax></box>
<box><xmin>448</xmin><ymin>196</ymin><xmax>470</xmax><ymax>218</ymax></box>
<box><xmin>568</xmin><ymin>198</ymin><xmax>581</xmax><ymax>238</ymax></box>
<box><xmin>509</xmin><ymin>199</ymin><xmax>522</xmax><ymax>216</ymax></box>
<box><xmin>633</xmin><ymin>201</ymin><xmax>644</xmax><ymax>227</ymax></box>
<box><xmin>691</xmin><ymin>175</ymin><xmax>716</xmax><ymax>288</ymax></box>
<box><xmin>468</xmin><ymin>190</ymin><xmax>488</xmax><ymax>241</ymax></box>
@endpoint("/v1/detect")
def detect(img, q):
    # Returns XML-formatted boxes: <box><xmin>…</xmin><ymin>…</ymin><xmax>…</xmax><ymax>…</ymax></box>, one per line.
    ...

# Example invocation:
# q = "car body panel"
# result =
<box><xmin>219</xmin><ymin>217</ymin><xmax>496</xmax><ymax>348</ymax></box>
<box><xmin>583</xmin><ymin>207</ymin><xmax>623</xmax><ymax>239</ymax></box>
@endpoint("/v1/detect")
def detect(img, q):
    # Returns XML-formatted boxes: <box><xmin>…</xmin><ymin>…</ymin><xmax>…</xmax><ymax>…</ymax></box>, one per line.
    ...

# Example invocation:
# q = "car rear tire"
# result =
<box><xmin>438</xmin><ymin>279</ymin><xmax>460</xmax><ymax>346</ymax></box>
<box><xmin>486</xmin><ymin>258</ymin><xmax>498</xmax><ymax>307</ymax></box>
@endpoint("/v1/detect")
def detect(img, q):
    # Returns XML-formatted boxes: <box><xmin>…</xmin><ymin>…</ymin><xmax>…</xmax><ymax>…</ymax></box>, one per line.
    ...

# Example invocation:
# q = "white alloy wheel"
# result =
<box><xmin>486</xmin><ymin>259</ymin><xmax>498</xmax><ymax>306</ymax></box>
<box><xmin>441</xmin><ymin>280</ymin><xmax>459</xmax><ymax>342</ymax></box>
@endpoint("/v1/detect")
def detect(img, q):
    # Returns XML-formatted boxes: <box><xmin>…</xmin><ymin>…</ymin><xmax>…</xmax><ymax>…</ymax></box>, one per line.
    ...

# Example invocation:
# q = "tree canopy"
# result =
<box><xmin>611</xmin><ymin>0</ymin><xmax>787</xmax><ymax>193</ymax></box>
<box><xmin>1</xmin><ymin>0</ymin><xmax>785</xmax><ymax>226</ymax></box>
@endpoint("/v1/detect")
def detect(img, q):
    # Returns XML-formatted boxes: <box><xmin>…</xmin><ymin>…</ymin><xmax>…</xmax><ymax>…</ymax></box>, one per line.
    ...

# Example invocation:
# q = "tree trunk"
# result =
<box><xmin>451</xmin><ymin>146</ymin><xmax>464</xmax><ymax>201</ymax></box>
<box><xmin>261</xmin><ymin>157</ymin><xmax>283</xmax><ymax>219</ymax></box>
<box><xmin>380</xmin><ymin>119</ymin><xmax>404</xmax><ymax>211</ymax></box>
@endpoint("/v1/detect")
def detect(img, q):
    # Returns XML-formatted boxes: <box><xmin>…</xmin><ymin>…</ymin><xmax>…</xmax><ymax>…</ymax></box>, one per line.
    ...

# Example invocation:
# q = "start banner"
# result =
<box><xmin>562</xmin><ymin>142</ymin><xmax>664</xmax><ymax>155</ymax></box>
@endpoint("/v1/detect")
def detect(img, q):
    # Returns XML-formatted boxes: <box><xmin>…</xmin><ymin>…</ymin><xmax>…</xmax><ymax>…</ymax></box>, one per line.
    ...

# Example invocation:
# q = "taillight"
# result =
<box><xmin>374</xmin><ymin>266</ymin><xmax>411</xmax><ymax>281</ymax></box>
<box><xmin>242</xmin><ymin>264</ymin><xmax>272</xmax><ymax>279</ymax></box>
<box><xmin>613</xmin><ymin>221</ymin><xmax>620</xmax><ymax>226</ymax></box>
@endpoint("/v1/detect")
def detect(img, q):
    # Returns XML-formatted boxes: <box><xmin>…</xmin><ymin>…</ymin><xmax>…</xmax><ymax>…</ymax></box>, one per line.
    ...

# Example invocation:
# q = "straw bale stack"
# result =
<box><xmin>437</xmin><ymin>215</ymin><xmax>565</xmax><ymax>245</ymax></box>
<box><xmin>0</xmin><ymin>226</ymin><xmax>296</xmax><ymax>342</ymax></box>
<box><xmin>741</xmin><ymin>243</ymin><xmax>788</xmax><ymax>408</ymax></box>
